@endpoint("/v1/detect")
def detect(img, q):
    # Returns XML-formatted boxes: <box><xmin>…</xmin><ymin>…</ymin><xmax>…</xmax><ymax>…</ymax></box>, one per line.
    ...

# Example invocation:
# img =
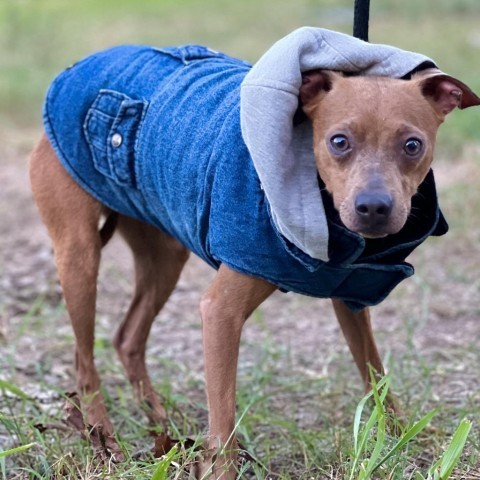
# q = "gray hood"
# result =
<box><xmin>240</xmin><ymin>27</ymin><xmax>435</xmax><ymax>261</ymax></box>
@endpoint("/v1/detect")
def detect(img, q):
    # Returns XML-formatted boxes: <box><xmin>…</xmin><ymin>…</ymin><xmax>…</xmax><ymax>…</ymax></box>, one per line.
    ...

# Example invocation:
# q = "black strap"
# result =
<box><xmin>353</xmin><ymin>0</ymin><xmax>370</xmax><ymax>42</ymax></box>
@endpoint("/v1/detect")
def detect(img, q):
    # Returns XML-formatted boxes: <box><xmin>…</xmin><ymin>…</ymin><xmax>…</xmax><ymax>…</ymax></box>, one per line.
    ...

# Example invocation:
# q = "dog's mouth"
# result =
<box><xmin>356</xmin><ymin>229</ymin><xmax>390</xmax><ymax>239</ymax></box>
<box><xmin>341</xmin><ymin>217</ymin><xmax>406</xmax><ymax>239</ymax></box>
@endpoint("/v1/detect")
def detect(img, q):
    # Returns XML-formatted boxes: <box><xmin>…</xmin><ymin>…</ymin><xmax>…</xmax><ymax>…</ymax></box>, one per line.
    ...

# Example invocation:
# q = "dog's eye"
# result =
<box><xmin>404</xmin><ymin>138</ymin><xmax>423</xmax><ymax>156</ymax></box>
<box><xmin>330</xmin><ymin>135</ymin><xmax>350</xmax><ymax>153</ymax></box>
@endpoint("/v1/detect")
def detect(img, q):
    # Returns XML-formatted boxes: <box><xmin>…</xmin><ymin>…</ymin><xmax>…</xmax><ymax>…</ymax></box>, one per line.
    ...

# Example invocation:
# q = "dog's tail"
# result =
<box><xmin>100</xmin><ymin>212</ymin><xmax>118</xmax><ymax>247</ymax></box>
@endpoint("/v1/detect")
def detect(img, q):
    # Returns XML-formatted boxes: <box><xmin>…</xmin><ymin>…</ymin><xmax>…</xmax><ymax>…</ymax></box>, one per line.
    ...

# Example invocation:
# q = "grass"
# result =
<box><xmin>1</xmin><ymin>0</ymin><xmax>480</xmax><ymax>153</ymax></box>
<box><xmin>2</xmin><ymin>279</ymin><xmax>480</xmax><ymax>478</ymax></box>
<box><xmin>1</xmin><ymin>325</ymin><xmax>479</xmax><ymax>478</ymax></box>
<box><xmin>1</xmin><ymin>0</ymin><xmax>480</xmax><ymax>478</ymax></box>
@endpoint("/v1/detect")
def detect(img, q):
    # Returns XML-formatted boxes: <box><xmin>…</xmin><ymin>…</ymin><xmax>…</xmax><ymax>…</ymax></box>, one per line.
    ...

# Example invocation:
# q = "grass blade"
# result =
<box><xmin>349</xmin><ymin>374</ymin><xmax>391</xmax><ymax>480</ymax></box>
<box><xmin>438</xmin><ymin>418</ymin><xmax>471</xmax><ymax>479</ymax></box>
<box><xmin>353</xmin><ymin>390</ymin><xmax>371</xmax><ymax>454</ymax></box>
<box><xmin>151</xmin><ymin>445</ymin><xmax>178</xmax><ymax>480</ymax></box>
<box><xmin>361</xmin><ymin>368</ymin><xmax>393</xmax><ymax>476</ymax></box>
<box><xmin>349</xmin><ymin>408</ymin><xmax>378</xmax><ymax>480</ymax></box>
<box><xmin>372</xmin><ymin>408</ymin><xmax>439</xmax><ymax>473</ymax></box>
<box><xmin>0</xmin><ymin>380</ymin><xmax>31</xmax><ymax>400</ymax></box>
<box><xmin>363</xmin><ymin>376</ymin><xmax>387</xmax><ymax>475</ymax></box>
<box><xmin>0</xmin><ymin>443</ymin><xmax>36</xmax><ymax>458</ymax></box>
<box><xmin>353</xmin><ymin>374</ymin><xmax>390</xmax><ymax>453</ymax></box>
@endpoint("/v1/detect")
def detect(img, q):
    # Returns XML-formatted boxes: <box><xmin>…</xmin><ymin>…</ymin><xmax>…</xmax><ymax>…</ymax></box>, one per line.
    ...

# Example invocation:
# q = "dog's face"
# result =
<box><xmin>300</xmin><ymin>69</ymin><xmax>480</xmax><ymax>238</ymax></box>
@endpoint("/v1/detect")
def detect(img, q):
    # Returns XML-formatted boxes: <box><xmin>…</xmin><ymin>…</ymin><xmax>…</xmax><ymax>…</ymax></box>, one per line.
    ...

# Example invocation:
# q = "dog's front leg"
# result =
<box><xmin>197</xmin><ymin>265</ymin><xmax>276</xmax><ymax>479</ymax></box>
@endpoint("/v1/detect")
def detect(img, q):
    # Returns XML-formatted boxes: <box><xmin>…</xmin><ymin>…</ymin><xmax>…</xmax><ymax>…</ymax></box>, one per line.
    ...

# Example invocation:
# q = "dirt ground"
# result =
<box><xmin>1</xmin><ymin>127</ymin><xmax>480</xmax><ymax>468</ymax></box>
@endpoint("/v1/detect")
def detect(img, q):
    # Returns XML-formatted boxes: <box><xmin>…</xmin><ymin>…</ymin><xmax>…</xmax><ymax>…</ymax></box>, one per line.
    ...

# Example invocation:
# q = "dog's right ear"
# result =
<box><xmin>299</xmin><ymin>70</ymin><xmax>334</xmax><ymax>110</ymax></box>
<box><xmin>413</xmin><ymin>68</ymin><xmax>480</xmax><ymax>116</ymax></box>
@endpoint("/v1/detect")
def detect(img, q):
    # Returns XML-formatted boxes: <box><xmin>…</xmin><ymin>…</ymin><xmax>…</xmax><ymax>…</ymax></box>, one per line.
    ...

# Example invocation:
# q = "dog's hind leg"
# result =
<box><xmin>30</xmin><ymin>135</ymin><xmax>121</xmax><ymax>458</ymax></box>
<box><xmin>331</xmin><ymin>300</ymin><xmax>385</xmax><ymax>389</ymax></box>
<box><xmin>114</xmin><ymin>216</ymin><xmax>189</xmax><ymax>428</ymax></box>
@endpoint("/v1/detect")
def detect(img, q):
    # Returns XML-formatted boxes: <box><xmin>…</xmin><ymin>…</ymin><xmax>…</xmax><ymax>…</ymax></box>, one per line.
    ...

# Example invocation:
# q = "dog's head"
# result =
<box><xmin>300</xmin><ymin>69</ymin><xmax>480</xmax><ymax>238</ymax></box>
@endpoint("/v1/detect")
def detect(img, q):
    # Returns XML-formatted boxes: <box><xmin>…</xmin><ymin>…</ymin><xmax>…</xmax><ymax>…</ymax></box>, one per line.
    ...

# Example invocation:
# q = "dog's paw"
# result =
<box><xmin>63</xmin><ymin>391</ymin><xmax>125</xmax><ymax>463</ymax></box>
<box><xmin>189</xmin><ymin>444</ymin><xmax>239</xmax><ymax>480</ymax></box>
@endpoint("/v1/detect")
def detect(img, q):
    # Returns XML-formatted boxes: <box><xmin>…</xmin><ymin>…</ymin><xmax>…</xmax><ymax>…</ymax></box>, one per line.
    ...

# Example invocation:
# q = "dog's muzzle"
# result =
<box><xmin>354</xmin><ymin>190</ymin><xmax>394</xmax><ymax>237</ymax></box>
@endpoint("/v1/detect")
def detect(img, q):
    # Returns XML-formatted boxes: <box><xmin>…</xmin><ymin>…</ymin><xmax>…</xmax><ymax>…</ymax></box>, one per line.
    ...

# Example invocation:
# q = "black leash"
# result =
<box><xmin>353</xmin><ymin>0</ymin><xmax>370</xmax><ymax>42</ymax></box>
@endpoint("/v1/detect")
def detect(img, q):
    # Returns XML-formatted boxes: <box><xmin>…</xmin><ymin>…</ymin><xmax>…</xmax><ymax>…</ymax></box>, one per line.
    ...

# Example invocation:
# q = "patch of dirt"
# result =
<box><xmin>1</xmin><ymin>128</ymin><xmax>479</xmax><ymax>451</ymax></box>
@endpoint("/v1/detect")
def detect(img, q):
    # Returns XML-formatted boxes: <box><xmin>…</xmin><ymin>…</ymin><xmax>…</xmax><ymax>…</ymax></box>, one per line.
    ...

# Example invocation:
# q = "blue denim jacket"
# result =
<box><xmin>43</xmin><ymin>44</ymin><xmax>448</xmax><ymax>311</ymax></box>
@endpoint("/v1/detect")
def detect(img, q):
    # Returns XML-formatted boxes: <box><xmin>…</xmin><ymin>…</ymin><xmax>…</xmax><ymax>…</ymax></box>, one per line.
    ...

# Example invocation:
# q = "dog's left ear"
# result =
<box><xmin>414</xmin><ymin>69</ymin><xmax>480</xmax><ymax>116</ymax></box>
<box><xmin>300</xmin><ymin>70</ymin><xmax>333</xmax><ymax>106</ymax></box>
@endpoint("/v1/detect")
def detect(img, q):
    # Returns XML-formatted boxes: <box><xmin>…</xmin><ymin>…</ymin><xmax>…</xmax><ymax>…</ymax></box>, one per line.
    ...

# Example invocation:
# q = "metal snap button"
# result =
<box><xmin>111</xmin><ymin>133</ymin><xmax>123</xmax><ymax>148</ymax></box>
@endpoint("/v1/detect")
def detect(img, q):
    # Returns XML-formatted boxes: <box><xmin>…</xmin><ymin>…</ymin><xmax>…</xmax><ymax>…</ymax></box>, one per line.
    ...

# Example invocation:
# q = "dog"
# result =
<box><xmin>29</xmin><ymin>30</ymin><xmax>480</xmax><ymax>478</ymax></box>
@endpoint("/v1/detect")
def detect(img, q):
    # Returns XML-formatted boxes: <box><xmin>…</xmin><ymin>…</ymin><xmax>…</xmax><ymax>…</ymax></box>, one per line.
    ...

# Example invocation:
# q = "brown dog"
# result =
<box><xmin>30</xmin><ymin>65</ymin><xmax>479</xmax><ymax>478</ymax></box>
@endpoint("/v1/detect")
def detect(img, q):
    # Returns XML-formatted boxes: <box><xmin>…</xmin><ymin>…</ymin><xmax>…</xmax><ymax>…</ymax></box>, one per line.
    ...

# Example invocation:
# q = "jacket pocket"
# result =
<box><xmin>83</xmin><ymin>89</ymin><xmax>147</xmax><ymax>187</ymax></box>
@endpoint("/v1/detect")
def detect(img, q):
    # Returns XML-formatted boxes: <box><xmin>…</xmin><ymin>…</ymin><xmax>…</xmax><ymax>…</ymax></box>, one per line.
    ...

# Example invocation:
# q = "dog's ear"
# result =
<box><xmin>299</xmin><ymin>70</ymin><xmax>335</xmax><ymax>108</ymax></box>
<box><xmin>414</xmin><ymin>69</ymin><xmax>480</xmax><ymax>116</ymax></box>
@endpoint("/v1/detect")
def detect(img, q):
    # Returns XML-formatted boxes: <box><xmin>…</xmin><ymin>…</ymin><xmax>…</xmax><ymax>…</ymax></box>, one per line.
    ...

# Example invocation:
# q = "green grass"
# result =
<box><xmin>2</xmin><ymin>289</ymin><xmax>480</xmax><ymax>479</ymax></box>
<box><xmin>1</xmin><ymin>324</ymin><xmax>479</xmax><ymax>479</ymax></box>
<box><xmin>1</xmin><ymin>0</ymin><xmax>479</xmax><ymax>153</ymax></box>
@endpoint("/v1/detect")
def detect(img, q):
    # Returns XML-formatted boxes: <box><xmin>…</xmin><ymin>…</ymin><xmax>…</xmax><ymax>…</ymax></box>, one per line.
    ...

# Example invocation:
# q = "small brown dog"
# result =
<box><xmin>30</xmin><ymin>46</ymin><xmax>479</xmax><ymax>478</ymax></box>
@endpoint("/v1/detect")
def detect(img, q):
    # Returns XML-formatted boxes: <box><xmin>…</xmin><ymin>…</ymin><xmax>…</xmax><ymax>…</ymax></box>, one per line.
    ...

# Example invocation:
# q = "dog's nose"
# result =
<box><xmin>355</xmin><ymin>191</ymin><xmax>393</xmax><ymax>225</ymax></box>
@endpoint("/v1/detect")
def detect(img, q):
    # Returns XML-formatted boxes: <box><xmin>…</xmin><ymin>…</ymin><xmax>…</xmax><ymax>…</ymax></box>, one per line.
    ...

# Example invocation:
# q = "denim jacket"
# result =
<box><xmin>43</xmin><ymin>43</ymin><xmax>448</xmax><ymax>311</ymax></box>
